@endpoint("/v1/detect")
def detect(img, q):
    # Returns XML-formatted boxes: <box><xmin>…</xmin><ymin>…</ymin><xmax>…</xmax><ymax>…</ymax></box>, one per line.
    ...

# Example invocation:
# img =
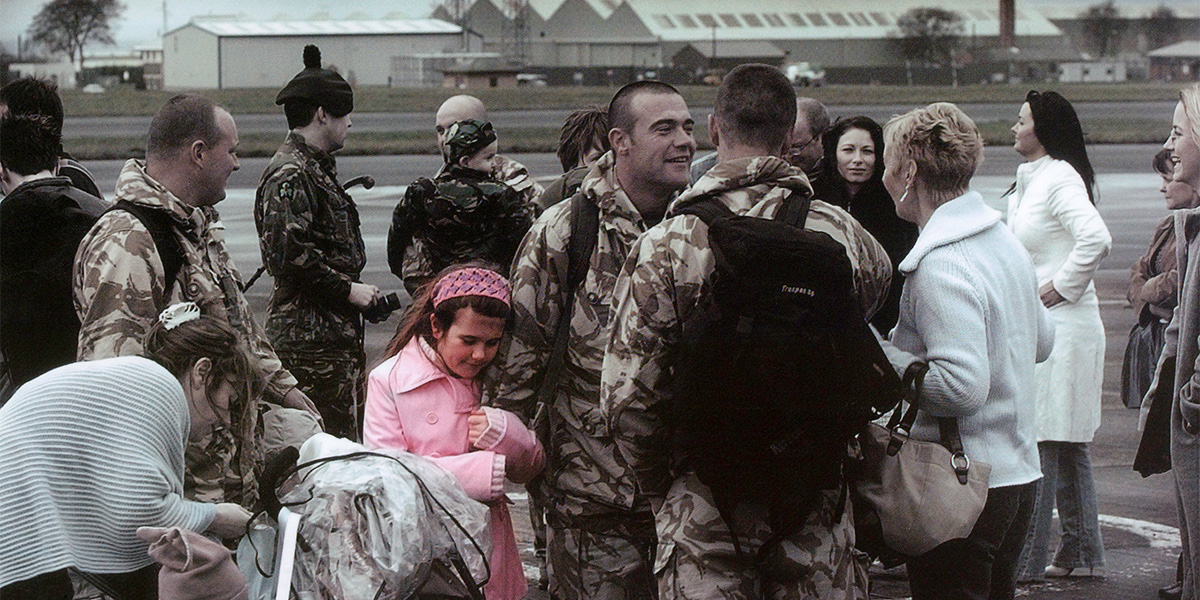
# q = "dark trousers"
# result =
<box><xmin>907</xmin><ymin>480</ymin><xmax>1039</xmax><ymax>600</ymax></box>
<box><xmin>1</xmin><ymin>565</ymin><xmax>158</xmax><ymax>600</ymax></box>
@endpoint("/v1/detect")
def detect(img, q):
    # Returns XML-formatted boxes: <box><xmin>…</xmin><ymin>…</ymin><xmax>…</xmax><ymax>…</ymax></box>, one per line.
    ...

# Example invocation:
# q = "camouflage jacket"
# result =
<box><xmin>74</xmin><ymin>159</ymin><xmax>296</xmax><ymax>505</ymax></box>
<box><xmin>489</xmin><ymin>151</ymin><xmax>657</xmax><ymax>522</ymax></box>
<box><xmin>255</xmin><ymin>132</ymin><xmax>366</xmax><ymax>352</ymax></box>
<box><xmin>600</xmin><ymin>155</ymin><xmax>890</xmax><ymax>511</ymax></box>
<box><xmin>388</xmin><ymin>164</ymin><xmax>533</xmax><ymax>291</ymax></box>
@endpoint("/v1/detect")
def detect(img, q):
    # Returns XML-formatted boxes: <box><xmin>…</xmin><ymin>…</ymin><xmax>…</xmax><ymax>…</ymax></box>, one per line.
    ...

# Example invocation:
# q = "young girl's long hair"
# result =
<box><xmin>384</xmin><ymin>262</ymin><xmax>512</xmax><ymax>360</ymax></box>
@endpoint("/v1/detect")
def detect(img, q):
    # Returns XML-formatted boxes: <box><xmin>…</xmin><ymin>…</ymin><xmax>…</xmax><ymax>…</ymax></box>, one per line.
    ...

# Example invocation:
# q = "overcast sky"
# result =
<box><xmin>0</xmin><ymin>0</ymin><xmax>1192</xmax><ymax>55</ymax></box>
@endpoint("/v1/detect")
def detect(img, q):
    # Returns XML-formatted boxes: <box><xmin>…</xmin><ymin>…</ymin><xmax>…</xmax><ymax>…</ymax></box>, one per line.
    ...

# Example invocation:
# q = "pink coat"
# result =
<box><xmin>363</xmin><ymin>337</ymin><xmax>544</xmax><ymax>600</ymax></box>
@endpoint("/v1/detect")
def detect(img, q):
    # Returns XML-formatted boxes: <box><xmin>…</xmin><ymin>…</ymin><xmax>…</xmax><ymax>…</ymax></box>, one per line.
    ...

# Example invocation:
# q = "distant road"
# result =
<box><xmin>63</xmin><ymin>101</ymin><xmax>1178</xmax><ymax>138</ymax></box>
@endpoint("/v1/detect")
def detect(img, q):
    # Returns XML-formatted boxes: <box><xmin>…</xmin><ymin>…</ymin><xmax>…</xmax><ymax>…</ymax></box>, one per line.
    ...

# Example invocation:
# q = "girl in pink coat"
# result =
<box><xmin>363</xmin><ymin>264</ymin><xmax>544</xmax><ymax>600</ymax></box>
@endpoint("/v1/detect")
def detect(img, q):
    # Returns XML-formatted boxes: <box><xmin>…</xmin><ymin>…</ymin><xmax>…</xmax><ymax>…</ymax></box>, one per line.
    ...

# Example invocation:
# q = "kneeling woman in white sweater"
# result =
<box><xmin>0</xmin><ymin>302</ymin><xmax>254</xmax><ymax>600</ymax></box>
<box><xmin>877</xmin><ymin>103</ymin><xmax>1055</xmax><ymax>600</ymax></box>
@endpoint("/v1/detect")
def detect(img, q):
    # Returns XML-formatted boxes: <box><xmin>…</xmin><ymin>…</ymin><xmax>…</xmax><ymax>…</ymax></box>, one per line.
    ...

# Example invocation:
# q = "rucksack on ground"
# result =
<box><xmin>669</xmin><ymin>192</ymin><xmax>902</xmax><ymax>541</ymax></box>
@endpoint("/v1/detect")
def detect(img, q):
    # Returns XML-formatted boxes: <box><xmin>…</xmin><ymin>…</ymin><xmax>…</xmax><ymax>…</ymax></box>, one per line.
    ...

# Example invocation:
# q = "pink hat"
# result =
<box><xmin>137</xmin><ymin>527</ymin><xmax>249</xmax><ymax>600</ymax></box>
<box><xmin>432</xmin><ymin>267</ymin><xmax>511</xmax><ymax>309</ymax></box>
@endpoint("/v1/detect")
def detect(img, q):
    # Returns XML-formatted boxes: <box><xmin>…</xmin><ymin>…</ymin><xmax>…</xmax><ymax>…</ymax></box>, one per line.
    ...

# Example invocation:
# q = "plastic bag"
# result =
<box><xmin>263</xmin><ymin>434</ymin><xmax>491</xmax><ymax>599</ymax></box>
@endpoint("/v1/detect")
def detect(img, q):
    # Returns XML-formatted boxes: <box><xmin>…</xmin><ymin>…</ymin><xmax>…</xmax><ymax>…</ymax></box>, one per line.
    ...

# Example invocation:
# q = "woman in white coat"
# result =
<box><xmin>1008</xmin><ymin>90</ymin><xmax>1112</xmax><ymax>581</ymax></box>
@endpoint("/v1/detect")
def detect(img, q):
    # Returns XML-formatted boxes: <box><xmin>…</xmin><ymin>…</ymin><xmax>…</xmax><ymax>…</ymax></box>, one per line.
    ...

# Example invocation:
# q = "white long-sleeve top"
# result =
<box><xmin>1007</xmin><ymin>155</ymin><xmax>1112</xmax><ymax>442</ymax></box>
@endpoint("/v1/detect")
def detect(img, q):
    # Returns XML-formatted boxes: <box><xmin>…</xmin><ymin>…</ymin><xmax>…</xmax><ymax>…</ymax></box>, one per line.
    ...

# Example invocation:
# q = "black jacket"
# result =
<box><xmin>0</xmin><ymin>177</ymin><xmax>107</xmax><ymax>388</ymax></box>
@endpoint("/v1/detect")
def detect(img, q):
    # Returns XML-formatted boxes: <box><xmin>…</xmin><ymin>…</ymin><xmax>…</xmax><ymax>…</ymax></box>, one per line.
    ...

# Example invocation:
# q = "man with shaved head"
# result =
<box><xmin>491</xmin><ymin>80</ymin><xmax>697</xmax><ymax>600</ymax></box>
<box><xmin>387</xmin><ymin>94</ymin><xmax>544</xmax><ymax>287</ymax></box>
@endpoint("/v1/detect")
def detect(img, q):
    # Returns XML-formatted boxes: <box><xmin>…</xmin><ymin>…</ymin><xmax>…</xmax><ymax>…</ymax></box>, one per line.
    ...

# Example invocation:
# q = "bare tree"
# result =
<box><xmin>895</xmin><ymin>8</ymin><xmax>965</xmax><ymax>67</ymax></box>
<box><xmin>1145</xmin><ymin>5</ymin><xmax>1180</xmax><ymax>51</ymax></box>
<box><xmin>27</xmin><ymin>0</ymin><xmax>125</xmax><ymax>83</ymax></box>
<box><xmin>1080</xmin><ymin>1</ymin><xmax>1125</xmax><ymax>57</ymax></box>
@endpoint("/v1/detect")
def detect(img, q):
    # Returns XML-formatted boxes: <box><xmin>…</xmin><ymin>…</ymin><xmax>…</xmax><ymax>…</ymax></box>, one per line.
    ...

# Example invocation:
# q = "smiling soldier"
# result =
<box><xmin>490</xmin><ymin>80</ymin><xmax>696</xmax><ymax>600</ymax></box>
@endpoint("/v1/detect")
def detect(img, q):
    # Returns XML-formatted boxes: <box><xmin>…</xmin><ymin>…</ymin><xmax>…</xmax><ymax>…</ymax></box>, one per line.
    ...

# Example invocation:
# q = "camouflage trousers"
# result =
<box><xmin>656</xmin><ymin>475</ymin><xmax>869</xmax><ymax>600</ymax></box>
<box><xmin>546</xmin><ymin>514</ymin><xmax>658</xmax><ymax>600</ymax></box>
<box><xmin>278</xmin><ymin>349</ymin><xmax>365</xmax><ymax>442</ymax></box>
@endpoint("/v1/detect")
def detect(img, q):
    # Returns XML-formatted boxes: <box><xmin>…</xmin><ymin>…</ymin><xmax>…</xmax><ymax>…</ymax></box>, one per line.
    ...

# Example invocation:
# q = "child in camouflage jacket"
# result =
<box><xmin>388</xmin><ymin>120</ymin><xmax>533</xmax><ymax>296</ymax></box>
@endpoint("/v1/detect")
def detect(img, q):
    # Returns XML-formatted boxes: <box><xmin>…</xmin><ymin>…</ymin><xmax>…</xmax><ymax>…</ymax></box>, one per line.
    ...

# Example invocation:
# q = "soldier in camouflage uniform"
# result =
<box><xmin>389</xmin><ymin>95</ymin><xmax>545</xmax><ymax>289</ymax></box>
<box><xmin>388</xmin><ymin>119</ymin><xmax>533</xmax><ymax>297</ymax></box>
<box><xmin>256</xmin><ymin>45</ymin><xmax>379</xmax><ymax>441</ymax></box>
<box><xmin>600</xmin><ymin>65</ymin><xmax>891</xmax><ymax>599</ymax></box>
<box><xmin>74</xmin><ymin>94</ymin><xmax>318</xmax><ymax>507</ymax></box>
<box><xmin>490</xmin><ymin>81</ymin><xmax>697</xmax><ymax>600</ymax></box>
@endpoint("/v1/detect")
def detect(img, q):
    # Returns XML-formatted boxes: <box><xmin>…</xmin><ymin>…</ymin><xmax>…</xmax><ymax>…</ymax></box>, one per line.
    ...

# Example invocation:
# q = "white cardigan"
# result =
<box><xmin>1007</xmin><ymin>155</ymin><xmax>1111</xmax><ymax>442</ymax></box>
<box><xmin>885</xmin><ymin>191</ymin><xmax>1055</xmax><ymax>488</ymax></box>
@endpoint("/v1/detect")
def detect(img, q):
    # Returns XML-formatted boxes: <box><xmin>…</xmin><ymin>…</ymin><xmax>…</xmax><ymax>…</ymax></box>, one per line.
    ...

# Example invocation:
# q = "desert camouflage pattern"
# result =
<box><xmin>656</xmin><ymin>479</ymin><xmax>868</xmax><ymax>600</ymax></box>
<box><xmin>547</xmin><ymin>523</ymin><xmax>657</xmax><ymax>600</ymax></box>
<box><xmin>256</xmin><ymin>132</ymin><xmax>367</xmax><ymax>439</ymax></box>
<box><xmin>495</xmin><ymin>153</ymin><xmax>544</xmax><ymax>209</ymax></box>
<box><xmin>389</xmin><ymin>164</ymin><xmax>533</xmax><ymax>295</ymax></box>
<box><xmin>488</xmin><ymin>150</ymin><xmax>657</xmax><ymax>596</ymax></box>
<box><xmin>600</xmin><ymin>156</ymin><xmax>890</xmax><ymax>599</ymax></box>
<box><xmin>73</xmin><ymin>158</ymin><xmax>296</xmax><ymax>506</ymax></box>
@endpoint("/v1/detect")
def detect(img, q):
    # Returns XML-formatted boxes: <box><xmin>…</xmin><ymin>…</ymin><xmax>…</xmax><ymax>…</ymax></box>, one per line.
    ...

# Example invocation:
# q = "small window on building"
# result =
<box><xmin>828</xmin><ymin>13</ymin><xmax>849</xmax><ymax>26</ymax></box>
<box><xmin>742</xmin><ymin>13</ymin><xmax>764</xmax><ymax>27</ymax></box>
<box><xmin>677</xmin><ymin>14</ymin><xmax>698</xmax><ymax>27</ymax></box>
<box><xmin>720</xmin><ymin>13</ymin><xmax>742</xmax><ymax>27</ymax></box>
<box><xmin>870</xmin><ymin>12</ymin><xmax>890</xmax><ymax>25</ymax></box>
<box><xmin>848</xmin><ymin>12</ymin><xmax>870</xmax><ymax>26</ymax></box>
<box><xmin>763</xmin><ymin>13</ymin><xmax>785</xmax><ymax>27</ymax></box>
<box><xmin>654</xmin><ymin>14</ymin><xmax>675</xmax><ymax>28</ymax></box>
<box><xmin>697</xmin><ymin>13</ymin><xmax>719</xmax><ymax>28</ymax></box>
<box><xmin>788</xmin><ymin>13</ymin><xmax>807</xmax><ymax>26</ymax></box>
<box><xmin>806</xmin><ymin>13</ymin><xmax>827</xmax><ymax>26</ymax></box>
<box><xmin>490</xmin><ymin>76</ymin><xmax>499</xmax><ymax>87</ymax></box>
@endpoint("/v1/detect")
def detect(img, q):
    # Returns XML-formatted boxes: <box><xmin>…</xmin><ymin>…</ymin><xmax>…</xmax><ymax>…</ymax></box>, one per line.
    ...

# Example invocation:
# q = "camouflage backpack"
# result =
<box><xmin>669</xmin><ymin>191</ymin><xmax>902</xmax><ymax>542</ymax></box>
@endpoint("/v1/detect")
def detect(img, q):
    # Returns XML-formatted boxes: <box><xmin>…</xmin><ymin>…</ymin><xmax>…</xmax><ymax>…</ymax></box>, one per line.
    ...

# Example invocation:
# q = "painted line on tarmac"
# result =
<box><xmin>1098</xmin><ymin>513</ymin><xmax>1181</xmax><ymax>548</ymax></box>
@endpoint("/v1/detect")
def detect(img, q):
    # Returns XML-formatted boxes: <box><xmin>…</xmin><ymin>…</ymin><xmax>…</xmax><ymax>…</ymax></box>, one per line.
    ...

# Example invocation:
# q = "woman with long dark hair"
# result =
<box><xmin>1008</xmin><ymin>90</ymin><xmax>1112</xmax><ymax>582</ymax></box>
<box><xmin>815</xmin><ymin>115</ymin><xmax>918</xmax><ymax>332</ymax></box>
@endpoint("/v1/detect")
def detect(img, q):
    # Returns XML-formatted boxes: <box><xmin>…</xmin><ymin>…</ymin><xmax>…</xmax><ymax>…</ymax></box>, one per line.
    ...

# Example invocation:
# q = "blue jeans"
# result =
<box><xmin>1017</xmin><ymin>441</ymin><xmax>1106</xmax><ymax>579</ymax></box>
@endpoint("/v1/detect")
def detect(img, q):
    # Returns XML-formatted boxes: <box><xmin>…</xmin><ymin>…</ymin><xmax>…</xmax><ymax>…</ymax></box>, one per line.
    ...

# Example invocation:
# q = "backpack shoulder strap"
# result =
<box><xmin>775</xmin><ymin>190</ymin><xmax>813</xmax><ymax>229</ymax></box>
<box><xmin>676</xmin><ymin>192</ymin><xmax>734</xmax><ymax>227</ymax></box>
<box><xmin>109</xmin><ymin>200</ymin><xmax>185</xmax><ymax>304</ymax></box>
<box><xmin>530</xmin><ymin>190</ymin><xmax>599</xmax><ymax>440</ymax></box>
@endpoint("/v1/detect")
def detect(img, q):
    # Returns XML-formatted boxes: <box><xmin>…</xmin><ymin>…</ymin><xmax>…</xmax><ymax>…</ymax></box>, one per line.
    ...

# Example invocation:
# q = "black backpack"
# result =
<box><xmin>669</xmin><ymin>192</ymin><xmax>902</xmax><ymax>541</ymax></box>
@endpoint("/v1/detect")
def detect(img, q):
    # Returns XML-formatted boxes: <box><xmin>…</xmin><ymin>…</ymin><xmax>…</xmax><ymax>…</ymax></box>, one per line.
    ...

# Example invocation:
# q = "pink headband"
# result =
<box><xmin>432</xmin><ymin>267</ymin><xmax>511</xmax><ymax>309</ymax></box>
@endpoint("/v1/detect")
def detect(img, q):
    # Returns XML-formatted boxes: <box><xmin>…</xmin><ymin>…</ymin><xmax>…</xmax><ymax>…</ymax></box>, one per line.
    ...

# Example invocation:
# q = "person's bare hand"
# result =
<box><xmin>349</xmin><ymin>282</ymin><xmax>382</xmax><ymax>309</ymax></box>
<box><xmin>207</xmin><ymin>503</ymin><xmax>252</xmax><ymax>538</ymax></box>
<box><xmin>467</xmin><ymin>409</ymin><xmax>489</xmax><ymax>446</ymax></box>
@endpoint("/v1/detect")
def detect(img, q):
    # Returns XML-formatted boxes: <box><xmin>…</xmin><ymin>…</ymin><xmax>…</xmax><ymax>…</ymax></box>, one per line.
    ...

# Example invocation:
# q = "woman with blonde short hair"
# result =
<box><xmin>879</xmin><ymin>102</ymin><xmax>1054</xmax><ymax>600</ymax></box>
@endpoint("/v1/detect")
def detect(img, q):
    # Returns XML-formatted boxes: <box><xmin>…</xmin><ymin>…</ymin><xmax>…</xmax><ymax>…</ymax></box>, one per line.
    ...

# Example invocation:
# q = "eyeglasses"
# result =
<box><xmin>789</xmin><ymin>134</ymin><xmax>820</xmax><ymax>157</ymax></box>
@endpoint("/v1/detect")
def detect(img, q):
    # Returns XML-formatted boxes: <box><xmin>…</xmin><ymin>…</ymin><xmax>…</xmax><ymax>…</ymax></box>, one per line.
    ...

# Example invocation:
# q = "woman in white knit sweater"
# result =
<box><xmin>1006</xmin><ymin>90</ymin><xmax>1112</xmax><ymax>582</ymax></box>
<box><xmin>879</xmin><ymin>103</ymin><xmax>1054</xmax><ymax>600</ymax></box>
<box><xmin>0</xmin><ymin>303</ymin><xmax>254</xmax><ymax>600</ymax></box>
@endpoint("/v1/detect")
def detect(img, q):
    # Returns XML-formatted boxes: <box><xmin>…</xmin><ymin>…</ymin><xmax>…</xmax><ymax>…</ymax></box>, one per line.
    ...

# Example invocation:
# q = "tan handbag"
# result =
<box><xmin>852</xmin><ymin>363</ymin><xmax>991</xmax><ymax>559</ymax></box>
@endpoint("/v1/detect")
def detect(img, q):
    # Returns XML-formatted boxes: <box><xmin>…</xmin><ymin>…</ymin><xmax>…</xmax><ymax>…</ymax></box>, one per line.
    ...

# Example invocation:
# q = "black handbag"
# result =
<box><xmin>1121</xmin><ymin>306</ymin><xmax>1168</xmax><ymax>409</ymax></box>
<box><xmin>1135</xmin><ymin>356</ymin><xmax>1176</xmax><ymax>477</ymax></box>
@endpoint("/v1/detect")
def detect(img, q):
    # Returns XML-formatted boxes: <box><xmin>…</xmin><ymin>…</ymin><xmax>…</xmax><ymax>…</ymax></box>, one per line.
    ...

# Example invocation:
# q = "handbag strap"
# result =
<box><xmin>885</xmin><ymin>361</ymin><xmax>974</xmax><ymax>485</ymax></box>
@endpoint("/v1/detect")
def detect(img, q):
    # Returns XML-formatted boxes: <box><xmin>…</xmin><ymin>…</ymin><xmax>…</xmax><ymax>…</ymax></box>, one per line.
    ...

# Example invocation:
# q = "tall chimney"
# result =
<box><xmin>999</xmin><ymin>0</ymin><xmax>1016</xmax><ymax>48</ymax></box>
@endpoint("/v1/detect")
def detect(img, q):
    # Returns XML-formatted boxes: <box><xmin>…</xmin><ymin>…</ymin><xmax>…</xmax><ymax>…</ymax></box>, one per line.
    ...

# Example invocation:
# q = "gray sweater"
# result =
<box><xmin>0</xmin><ymin>356</ymin><xmax>215</xmax><ymax>586</ymax></box>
